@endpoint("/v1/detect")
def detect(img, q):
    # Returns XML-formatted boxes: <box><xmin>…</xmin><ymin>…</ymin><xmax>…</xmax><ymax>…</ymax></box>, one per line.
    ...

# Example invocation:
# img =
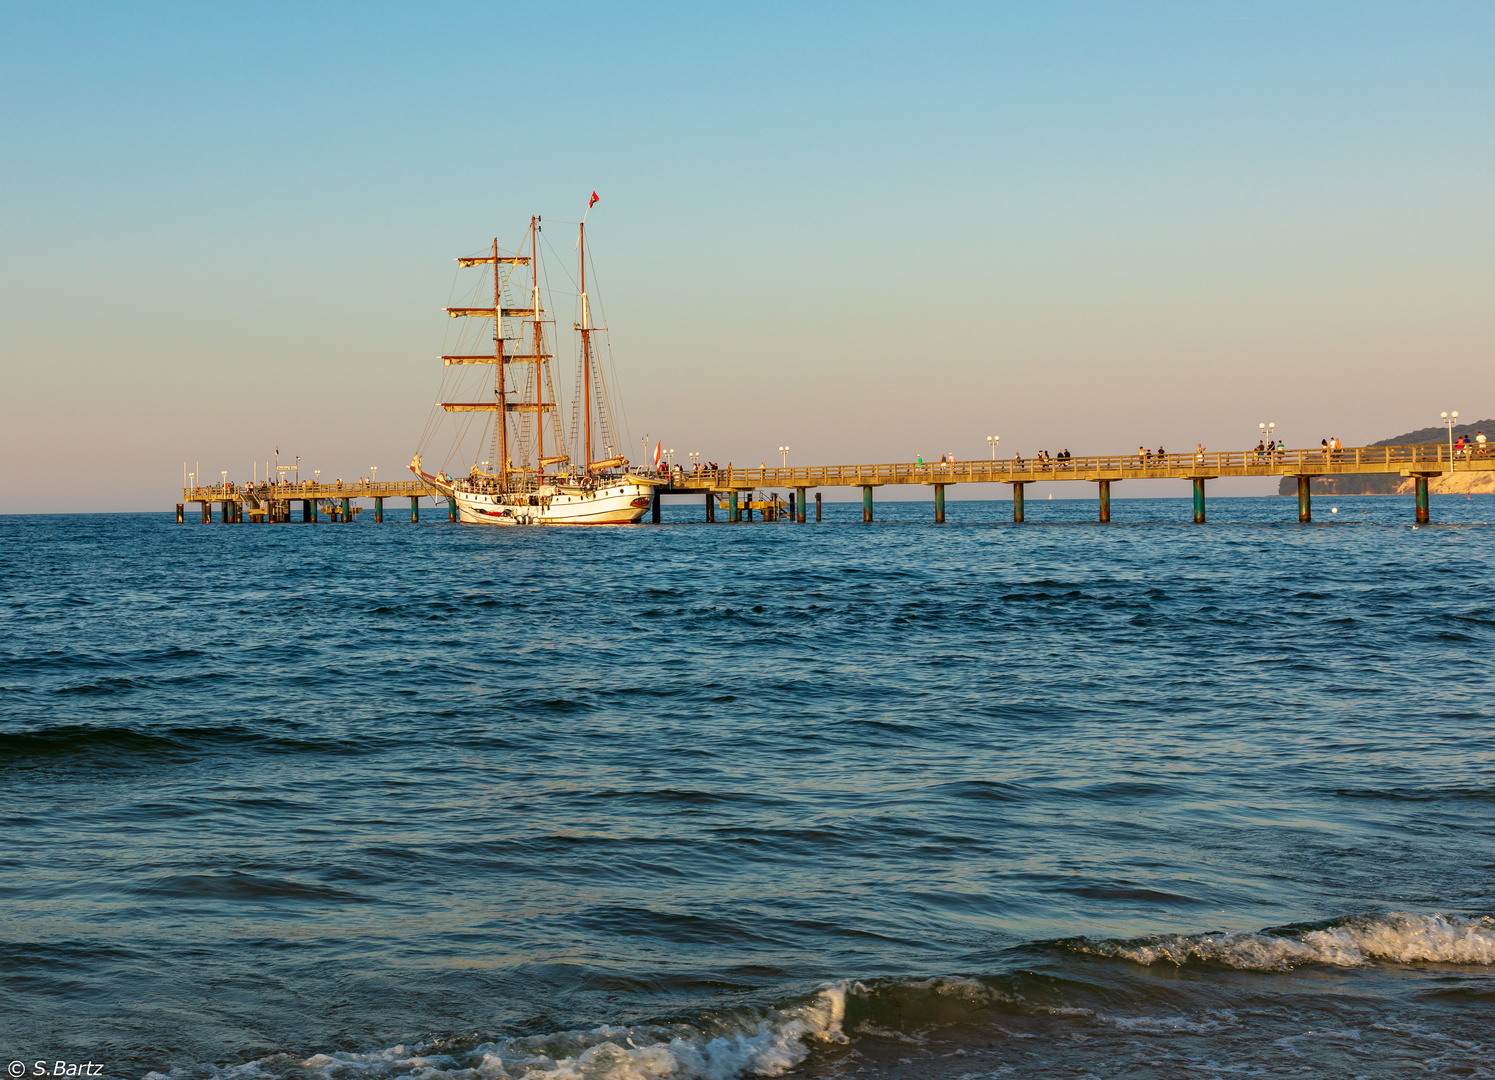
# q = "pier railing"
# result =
<box><xmin>668</xmin><ymin>442</ymin><xmax>1487</xmax><ymax>490</ymax></box>
<box><xmin>183</xmin><ymin>442</ymin><xmax>1490</xmax><ymax>503</ymax></box>
<box><xmin>183</xmin><ymin>479</ymin><xmax>441</xmax><ymax>501</ymax></box>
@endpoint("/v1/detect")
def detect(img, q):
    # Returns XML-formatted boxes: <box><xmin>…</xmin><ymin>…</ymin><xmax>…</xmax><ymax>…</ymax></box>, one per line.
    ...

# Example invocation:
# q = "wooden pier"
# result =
<box><xmin>178</xmin><ymin>479</ymin><xmax>442</xmax><ymax>524</ymax></box>
<box><xmin>179</xmin><ymin>442</ymin><xmax>1492</xmax><ymax>526</ymax></box>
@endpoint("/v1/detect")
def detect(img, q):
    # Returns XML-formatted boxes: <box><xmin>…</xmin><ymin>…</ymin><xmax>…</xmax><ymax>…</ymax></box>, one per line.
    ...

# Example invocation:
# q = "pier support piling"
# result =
<box><xmin>410</xmin><ymin>497</ymin><xmax>418</xmax><ymax>524</ymax></box>
<box><xmin>1098</xmin><ymin>479</ymin><xmax>1111</xmax><ymax>523</ymax></box>
<box><xmin>934</xmin><ymin>484</ymin><xmax>946</xmax><ymax>523</ymax></box>
<box><xmin>862</xmin><ymin>486</ymin><xmax>873</xmax><ymax>523</ymax></box>
<box><xmin>447</xmin><ymin>497</ymin><xmax>457</xmax><ymax>523</ymax></box>
<box><xmin>374</xmin><ymin>497</ymin><xmax>383</xmax><ymax>523</ymax></box>
<box><xmin>1193</xmin><ymin>478</ymin><xmax>1206</xmax><ymax>524</ymax></box>
<box><xmin>705</xmin><ymin>492</ymin><xmax>715</xmax><ymax>523</ymax></box>
<box><xmin>815</xmin><ymin>491</ymin><xmax>822</xmax><ymax>521</ymax></box>
<box><xmin>651</xmin><ymin>490</ymin><xmax>661</xmax><ymax>524</ymax></box>
<box><xmin>302</xmin><ymin>500</ymin><xmax>312</xmax><ymax>523</ymax></box>
<box><xmin>1012</xmin><ymin>482</ymin><xmax>1024</xmax><ymax>523</ymax></box>
<box><xmin>797</xmin><ymin>488</ymin><xmax>807</xmax><ymax>523</ymax></box>
<box><xmin>788</xmin><ymin>492</ymin><xmax>796</xmax><ymax>522</ymax></box>
<box><xmin>1415</xmin><ymin>476</ymin><xmax>1430</xmax><ymax>524</ymax></box>
<box><xmin>729</xmin><ymin>490</ymin><xmax>740</xmax><ymax>523</ymax></box>
<box><xmin>342</xmin><ymin>497</ymin><xmax>352</xmax><ymax>523</ymax></box>
<box><xmin>1297</xmin><ymin>476</ymin><xmax>1311</xmax><ymax>523</ymax></box>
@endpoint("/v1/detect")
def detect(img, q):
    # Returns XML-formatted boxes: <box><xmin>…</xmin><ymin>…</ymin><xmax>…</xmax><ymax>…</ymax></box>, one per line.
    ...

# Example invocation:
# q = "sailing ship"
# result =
<box><xmin>410</xmin><ymin>209</ymin><xmax>656</xmax><ymax>524</ymax></box>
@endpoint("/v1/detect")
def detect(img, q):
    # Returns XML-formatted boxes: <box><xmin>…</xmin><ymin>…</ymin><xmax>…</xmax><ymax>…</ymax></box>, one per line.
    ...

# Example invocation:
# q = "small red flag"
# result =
<box><xmin>589</xmin><ymin>191</ymin><xmax>599</xmax><ymax>208</ymax></box>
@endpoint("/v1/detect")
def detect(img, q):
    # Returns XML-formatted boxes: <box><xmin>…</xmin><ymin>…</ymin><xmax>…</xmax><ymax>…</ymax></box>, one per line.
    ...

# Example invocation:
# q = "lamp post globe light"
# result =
<box><xmin>779</xmin><ymin>446</ymin><xmax>790</xmax><ymax>468</ymax></box>
<box><xmin>987</xmin><ymin>435</ymin><xmax>999</xmax><ymax>460</ymax></box>
<box><xmin>1443</xmin><ymin>410</ymin><xmax>1459</xmax><ymax>463</ymax></box>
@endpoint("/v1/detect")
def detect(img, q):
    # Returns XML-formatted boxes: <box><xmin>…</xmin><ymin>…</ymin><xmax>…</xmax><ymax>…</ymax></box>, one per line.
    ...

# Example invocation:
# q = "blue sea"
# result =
<box><xmin>4</xmin><ymin>494</ymin><xmax>1494</xmax><ymax>1080</ymax></box>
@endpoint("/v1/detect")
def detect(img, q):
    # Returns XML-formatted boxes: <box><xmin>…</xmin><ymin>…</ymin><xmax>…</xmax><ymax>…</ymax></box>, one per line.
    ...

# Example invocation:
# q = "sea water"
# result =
<box><xmin>3</xmin><ymin>495</ymin><xmax>1493</xmax><ymax>1079</ymax></box>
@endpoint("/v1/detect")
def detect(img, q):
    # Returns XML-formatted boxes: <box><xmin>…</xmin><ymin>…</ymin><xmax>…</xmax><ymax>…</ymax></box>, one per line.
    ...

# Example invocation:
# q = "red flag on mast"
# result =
<box><xmin>589</xmin><ymin>191</ymin><xmax>599</xmax><ymax>208</ymax></box>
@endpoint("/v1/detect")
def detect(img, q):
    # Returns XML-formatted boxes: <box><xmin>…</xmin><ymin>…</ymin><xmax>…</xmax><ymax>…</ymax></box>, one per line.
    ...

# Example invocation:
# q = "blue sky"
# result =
<box><xmin>2</xmin><ymin>2</ymin><xmax>1491</xmax><ymax>509</ymax></box>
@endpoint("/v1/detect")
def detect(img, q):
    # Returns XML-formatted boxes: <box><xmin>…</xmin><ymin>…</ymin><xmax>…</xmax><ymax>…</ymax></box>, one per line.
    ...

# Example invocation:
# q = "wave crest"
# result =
<box><xmin>182</xmin><ymin>986</ymin><xmax>847</xmax><ymax>1080</ymax></box>
<box><xmin>1068</xmin><ymin>912</ymin><xmax>1495</xmax><ymax>971</ymax></box>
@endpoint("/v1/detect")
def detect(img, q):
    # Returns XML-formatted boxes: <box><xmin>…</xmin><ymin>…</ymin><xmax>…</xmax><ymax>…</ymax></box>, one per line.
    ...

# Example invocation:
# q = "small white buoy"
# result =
<box><xmin>1331</xmin><ymin>507</ymin><xmax>1338</xmax><ymax>514</ymax></box>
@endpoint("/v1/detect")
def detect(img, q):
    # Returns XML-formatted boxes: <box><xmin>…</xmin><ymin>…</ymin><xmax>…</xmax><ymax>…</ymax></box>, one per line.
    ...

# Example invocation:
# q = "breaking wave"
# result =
<box><xmin>1065</xmin><ymin>912</ymin><xmax>1495</xmax><ymax>971</ymax></box>
<box><xmin>137</xmin><ymin>914</ymin><xmax>1495</xmax><ymax>1080</ymax></box>
<box><xmin>163</xmin><ymin>986</ymin><xmax>848</xmax><ymax>1080</ymax></box>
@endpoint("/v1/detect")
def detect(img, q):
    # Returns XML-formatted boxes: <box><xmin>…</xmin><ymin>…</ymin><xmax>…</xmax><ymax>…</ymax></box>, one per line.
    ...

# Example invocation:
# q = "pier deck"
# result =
<box><xmin>178</xmin><ymin>442</ymin><xmax>1492</xmax><ymax>526</ymax></box>
<box><xmin>656</xmin><ymin>442</ymin><xmax>1488</xmax><ymax>492</ymax></box>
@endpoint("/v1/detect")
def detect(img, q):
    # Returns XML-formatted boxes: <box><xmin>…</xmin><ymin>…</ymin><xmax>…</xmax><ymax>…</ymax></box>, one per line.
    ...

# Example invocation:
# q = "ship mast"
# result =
<box><xmin>493</xmin><ymin>236</ymin><xmax>506</xmax><ymax>488</ymax></box>
<box><xmin>438</xmin><ymin>235</ymin><xmax>534</xmax><ymax>492</ymax></box>
<box><xmin>579</xmin><ymin>220</ymin><xmax>592</xmax><ymax>472</ymax></box>
<box><xmin>532</xmin><ymin>216</ymin><xmax>543</xmax><ymax>482</ymax></box>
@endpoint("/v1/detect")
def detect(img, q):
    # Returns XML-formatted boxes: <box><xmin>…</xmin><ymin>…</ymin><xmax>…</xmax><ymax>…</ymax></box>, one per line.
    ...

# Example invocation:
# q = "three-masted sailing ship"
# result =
<box><xmin>410</xmin><ymin>209</ymin><xmax>655</xmax><ymax>524</ymax></box>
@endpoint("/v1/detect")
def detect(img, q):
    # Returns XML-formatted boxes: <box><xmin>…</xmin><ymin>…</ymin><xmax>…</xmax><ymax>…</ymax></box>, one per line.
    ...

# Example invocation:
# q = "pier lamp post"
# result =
<box><xmin>988</xmin><ymin>435</ymin><xmax>999</xmax><ymax>460</ymax></box>
<box><xmin>188</xmin><ymin>472</ymin><xmax>195</xmax><ymax>493</ymax></box>
<box><xmin>689</xmin><ymin>451</ymin><xmax>700</xmax><ymax>473</ymax></box>
<box><xmin>1442</xmin><ymin>411</ymin><xmax>1460</xmax><ymax>466</ymax></box>
<box><xmin>779</xmin><ymin>446</ymin><xmax>790</xmax><ymax>468</ymax></box>
<box><xmin>314</xmin><ymin>470</ymin><xmax>320</xmax><ymax>489</ymax></box>
<box><xmin>669</xmin><ymin>448</ymin><xmax>676</xmax><ymax>470</ymax></box>
<box><xmin>371</xmin><ymin>467</ymin><xmax>377</xmax><ymax>485</ymax></box>
<box><xmin>221</xmin><ymin>471</ymin><xmax>227</xmax><ymax>490</ymax></box>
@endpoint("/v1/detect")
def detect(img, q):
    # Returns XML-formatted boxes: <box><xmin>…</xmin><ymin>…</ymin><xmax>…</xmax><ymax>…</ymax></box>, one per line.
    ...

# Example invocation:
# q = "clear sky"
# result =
<box><xmin>2</xmin><ymin>1</ymin><xmax>1491</xmax><ymax>510</ymax></box>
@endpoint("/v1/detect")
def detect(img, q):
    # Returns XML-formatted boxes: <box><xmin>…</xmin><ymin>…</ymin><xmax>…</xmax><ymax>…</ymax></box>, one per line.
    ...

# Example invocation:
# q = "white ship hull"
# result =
<box><xmin>437</xmin><ymin>476</ymin><xmax>655</xmax><ymax>526</ymax></box>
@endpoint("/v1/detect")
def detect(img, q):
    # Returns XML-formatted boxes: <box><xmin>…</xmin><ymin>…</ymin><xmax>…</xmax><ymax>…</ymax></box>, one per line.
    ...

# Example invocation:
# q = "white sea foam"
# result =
<box><xmin>202</xmin><ymin>985</ymin><xmax>847</xmax><ymax>1080</ymax></box>
<box><xmin>1076</xmin><ymin>912</ymin><xmax>1495</xmax><ymax>971</ymax></box>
